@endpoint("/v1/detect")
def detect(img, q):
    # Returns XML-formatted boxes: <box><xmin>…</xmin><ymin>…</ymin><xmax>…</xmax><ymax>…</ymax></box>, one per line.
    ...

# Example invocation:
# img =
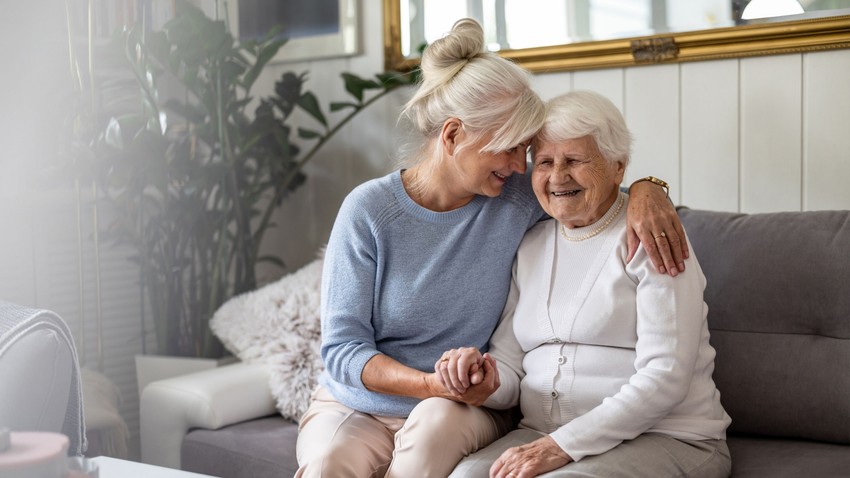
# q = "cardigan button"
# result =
<box><xmin>551</xmin><ymin>390</ymin><xmax>559</xmax><ymax>398</ymax></box>
<box><xmin>557</xmin><ymin>356</ymin><xmax>566</xmax><ymax>364</ymax></box>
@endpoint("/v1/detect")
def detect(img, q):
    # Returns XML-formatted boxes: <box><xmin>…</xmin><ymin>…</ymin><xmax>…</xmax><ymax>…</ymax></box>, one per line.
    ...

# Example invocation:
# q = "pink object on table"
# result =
<box><xmin>0</xmin><ymin>430</ymin><xmax>69</xmax><ymax>478</ymax></box>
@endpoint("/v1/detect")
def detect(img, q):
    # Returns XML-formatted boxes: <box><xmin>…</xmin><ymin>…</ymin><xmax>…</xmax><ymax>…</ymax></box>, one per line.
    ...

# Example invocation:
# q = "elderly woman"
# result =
<box><xmin>446</xmin><ymin>91</ymin><xmax>732</xmax><ymax>478</ymax></box>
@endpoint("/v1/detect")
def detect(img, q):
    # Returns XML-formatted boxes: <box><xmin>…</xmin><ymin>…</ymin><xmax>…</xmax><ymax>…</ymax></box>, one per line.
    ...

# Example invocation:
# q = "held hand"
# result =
<box><xmin>427</xmin><ymin>353</ymin><xmax>500</xmax><ymax>405</ymax></box>
<box><xmin>489</xmin><ymin>436</ymin><xmax>572</xmax><ymax>478</ymax></box>
<box><xmin>434</xmin><ymin>347</ymin><xmax>485</xmax><ymax>395</ymax></box>
<box><xmin>451</xmin><ymin>353</ymin><xmax>500</xmax><ymax>406</ymax></box>
<box><xmin>626</xmin><ymin>180</ymin><xmax>688</xmax><ymax>276</ymax></box>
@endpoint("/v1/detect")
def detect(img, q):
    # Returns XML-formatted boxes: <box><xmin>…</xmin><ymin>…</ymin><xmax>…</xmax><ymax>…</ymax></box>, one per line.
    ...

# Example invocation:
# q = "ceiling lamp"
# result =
<box><xmin>741</xmin><ymin>0</ymin><xmax>805</xmax><ymax>20</ymax></box>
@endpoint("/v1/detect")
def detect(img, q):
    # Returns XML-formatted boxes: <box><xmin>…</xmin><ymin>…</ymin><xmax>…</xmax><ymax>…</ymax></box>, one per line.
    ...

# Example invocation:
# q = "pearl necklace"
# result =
<box><xmin>559</xmin><ymin>193</ymin><xmax>625</xmax><ymax>242</ymax></box>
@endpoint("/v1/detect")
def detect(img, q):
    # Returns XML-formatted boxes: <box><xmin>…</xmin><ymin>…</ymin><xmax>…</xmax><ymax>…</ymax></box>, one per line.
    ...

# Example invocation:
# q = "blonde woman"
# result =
<box><xmin>295</xmin><ymin>21</ymin><xmax>685</xmax><ymax>478</ymax></box>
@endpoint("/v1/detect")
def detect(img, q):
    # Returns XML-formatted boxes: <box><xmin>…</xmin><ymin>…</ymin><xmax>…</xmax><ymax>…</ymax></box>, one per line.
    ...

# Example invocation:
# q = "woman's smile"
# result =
<box><xmin>551</xmin><ymin>189</ymin><xmax>581</xmax><ymax>198</ymax></box>
<box><xmin>492</xmin><ymin>171</ymin><xmax>508</xmax><ymax>183</ymax></box>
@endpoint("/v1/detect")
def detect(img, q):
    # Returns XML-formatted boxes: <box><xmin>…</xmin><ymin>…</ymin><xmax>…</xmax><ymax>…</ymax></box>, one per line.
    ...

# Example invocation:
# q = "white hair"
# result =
<box><xmin>400</xmin><ymin>19</ymin><xmax>544</xmax><ymax>162</ymax></box>
<box><xmin>536</xmin><ymin>90</ymin><xmax>632</xmax><ymax>166</ymax></box>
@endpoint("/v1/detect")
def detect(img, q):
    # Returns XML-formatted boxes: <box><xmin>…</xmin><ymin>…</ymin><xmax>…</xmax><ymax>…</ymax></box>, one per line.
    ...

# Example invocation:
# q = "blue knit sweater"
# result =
<box><xmin>318</xmin><ymin>170</ymin><xmax>544</xmax><ymax>417</ymax></box>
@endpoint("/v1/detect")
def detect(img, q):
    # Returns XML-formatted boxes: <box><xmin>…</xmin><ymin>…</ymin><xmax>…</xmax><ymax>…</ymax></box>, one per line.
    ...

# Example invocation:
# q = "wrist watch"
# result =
<box><xmin>631</xmin><ymin>176</ymin><xmax>669</xmax><ymax>197</ymax></box>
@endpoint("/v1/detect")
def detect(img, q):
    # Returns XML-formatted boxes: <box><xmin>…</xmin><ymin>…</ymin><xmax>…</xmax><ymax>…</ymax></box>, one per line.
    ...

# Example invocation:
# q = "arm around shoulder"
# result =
<box><xmin>625</xmin><ymin>179</ymin><xmax>688</xmax><ymax>275</ymax></box>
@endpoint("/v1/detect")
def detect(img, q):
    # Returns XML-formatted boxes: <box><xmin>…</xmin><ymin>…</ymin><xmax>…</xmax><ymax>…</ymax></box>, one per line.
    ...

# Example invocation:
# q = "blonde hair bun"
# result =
<box><xmin>421</xmin><ymin>18</ymin><xmax>485</xmax><ymax>74</ymax></box>
<box><xmin>400</xmin><ymin>18</ymin><xmax>544</xmax><ymax>162</ymax></box>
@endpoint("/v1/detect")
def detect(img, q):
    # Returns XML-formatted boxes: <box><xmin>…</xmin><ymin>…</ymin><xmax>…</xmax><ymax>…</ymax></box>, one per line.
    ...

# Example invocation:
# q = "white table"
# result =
<box><xmin>91</xmin><ymin>456</ymin><xmax>219</xmax><ymax>477</ymax></box>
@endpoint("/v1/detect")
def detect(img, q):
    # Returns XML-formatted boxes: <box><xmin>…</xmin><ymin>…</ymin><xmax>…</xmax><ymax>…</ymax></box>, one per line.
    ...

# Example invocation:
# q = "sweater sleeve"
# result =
<box><xmin>550</xmin><ymin>235</ymin><xmax>707</xmax><ymax>461</ymax></box>
<box><xmin>484</xmin><ymin>260</ymin><xmax>526</xmax><ymax>409</ymax></box>
<box><xmin>319</xmin><ymin>190</ymin><xmax>382</xmax><ymax>390</ymax></box>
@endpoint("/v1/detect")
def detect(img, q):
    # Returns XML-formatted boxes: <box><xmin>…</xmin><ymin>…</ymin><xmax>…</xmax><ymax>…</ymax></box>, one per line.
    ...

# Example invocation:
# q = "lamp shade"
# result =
<box><xmin>742</xmin><ymin>0</ymin><xmax>804</xmax><ymax>20</ymax></box>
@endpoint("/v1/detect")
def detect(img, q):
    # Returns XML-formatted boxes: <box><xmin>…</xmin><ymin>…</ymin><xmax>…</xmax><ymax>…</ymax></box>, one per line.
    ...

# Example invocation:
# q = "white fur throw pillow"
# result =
<box><xmin>210</xmin><ymin>255</ymin><xmax>324</xmax><ymax>422</ymax></box>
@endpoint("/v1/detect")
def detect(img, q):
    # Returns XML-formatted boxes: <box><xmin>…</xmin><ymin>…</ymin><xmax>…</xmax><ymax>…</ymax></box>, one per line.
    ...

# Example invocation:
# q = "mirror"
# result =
<box><xmin>383</xmin><ymin>0</ymin><xmax>850</xmax><ymax>72</ymax></box>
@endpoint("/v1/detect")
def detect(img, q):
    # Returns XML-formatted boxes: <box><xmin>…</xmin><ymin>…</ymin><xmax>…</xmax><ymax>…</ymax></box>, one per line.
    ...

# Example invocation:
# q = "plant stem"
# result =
<box><xmin>251</xmin><ymin>87</ymin><xmax>399</xmax><ymax>265</ymax></box>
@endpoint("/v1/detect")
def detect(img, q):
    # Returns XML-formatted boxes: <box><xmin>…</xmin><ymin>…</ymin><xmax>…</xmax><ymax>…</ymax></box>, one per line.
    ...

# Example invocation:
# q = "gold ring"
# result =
<box><xmin>653</xmin><ymin>231</ymin><xmax>667</xmax><ymax>239</ymax></box>
<box><xmin>441</xmin><ymin>357</ymin><xmax>450</xmax><ymax>362</ymax></box>
<box><xmin>507</xmin><ymin>473</ymin><xmax>517</xmax><ymax>478</ymax></box>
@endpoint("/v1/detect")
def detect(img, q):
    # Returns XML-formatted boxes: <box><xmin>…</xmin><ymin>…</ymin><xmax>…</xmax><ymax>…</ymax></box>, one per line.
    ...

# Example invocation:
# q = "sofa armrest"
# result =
<box><xmin>0</xmin><ymin>329</ymin><xmax>73</xmax><ymax>435</ymax></box>
<box><xmin>140</xmin><ymin>361</ymin><xmax>276</xmax><ymax>469</ymax></box>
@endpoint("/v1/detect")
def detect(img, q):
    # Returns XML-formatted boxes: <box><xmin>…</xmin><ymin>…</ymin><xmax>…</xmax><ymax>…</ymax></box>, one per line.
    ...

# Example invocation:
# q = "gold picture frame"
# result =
<box><xmin>382</xmin><ymin>1</ymin><xmax>850</xmax><ymax>73</ymax></box>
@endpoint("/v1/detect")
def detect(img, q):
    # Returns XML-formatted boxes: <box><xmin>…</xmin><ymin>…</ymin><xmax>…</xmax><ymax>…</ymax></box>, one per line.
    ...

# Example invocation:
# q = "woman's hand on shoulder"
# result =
<box><xmin>626</xmin><ymin>181</ymin><xmax>688</xmax><ymax>276</ymax></box>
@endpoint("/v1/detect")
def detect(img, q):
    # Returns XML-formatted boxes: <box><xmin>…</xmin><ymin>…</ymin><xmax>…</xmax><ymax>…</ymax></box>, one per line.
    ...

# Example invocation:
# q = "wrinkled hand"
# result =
<box><xmin>626</xmin><ymin>181</ymin><xmax>688</xmax><ymax>276</ymax></box>
<box><xmin>489</xmin><ymin>436</ymin><xmax>572</xmax><ymax>478</ymax></box>
<box><xmin>435</xmin><ymin>347</ymin><xmax>485</xmax><ymax>394</ymax></box>
<box><xmin>432</xmin><ymin>349</ymin><xmax>500</xmax><ymax>406</ymax></box>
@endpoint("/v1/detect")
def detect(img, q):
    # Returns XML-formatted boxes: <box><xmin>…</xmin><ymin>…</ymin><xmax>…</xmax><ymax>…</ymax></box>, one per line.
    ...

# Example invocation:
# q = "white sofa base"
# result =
<box><xmin>140</xmin><ymin>362</ymin><xmax>275</xmax><ymax>469</ymax></box>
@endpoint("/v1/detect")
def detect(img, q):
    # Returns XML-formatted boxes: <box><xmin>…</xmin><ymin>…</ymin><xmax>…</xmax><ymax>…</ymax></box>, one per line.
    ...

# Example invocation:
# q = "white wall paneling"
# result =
<box><xmin>624</xmin><ymin>64</ymin><xmax>681</xmax><ymax>198</ymax></box>
<box><xmin>803</xmin><ymin>50</ymin><xmax>850</xmax><ymax>211</ymax></box>
<box><xmin>572</xmin><ymin>68</ymin><xmax>625</xmax><ymax>109</ymax></box>
<box><xmin>531</xmin><ymin>72</ymin><xmax>572</xmax><ymax>101</ymax></box>
<box><xmin>740</xmin><ymin>55</ymin><xmax>804</xmax><ymax>213</ymax></box>
<box><xmin>680</xmin><ymin>59</ymin><xmax>740</xmax><ymax>212</ymax></box>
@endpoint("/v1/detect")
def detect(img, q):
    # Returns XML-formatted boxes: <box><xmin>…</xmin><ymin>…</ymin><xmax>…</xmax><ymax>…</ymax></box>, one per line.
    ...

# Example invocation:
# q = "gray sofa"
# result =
<box><xmin>142</xmin><ymin>207</ymin><xmax>850</xmax><ymax>477</ymax></box>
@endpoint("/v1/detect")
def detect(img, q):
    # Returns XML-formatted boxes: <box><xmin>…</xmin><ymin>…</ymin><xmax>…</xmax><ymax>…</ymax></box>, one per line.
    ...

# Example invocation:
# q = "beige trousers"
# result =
<box><xmin>450</xmin><ymin>428</ymin><xmax>731</xmax><ymax>478</ymax></box>
<box><xmin>295</xmin><ymin>386</ymin><xmax>511</xmax><ymax>478</ymax></box>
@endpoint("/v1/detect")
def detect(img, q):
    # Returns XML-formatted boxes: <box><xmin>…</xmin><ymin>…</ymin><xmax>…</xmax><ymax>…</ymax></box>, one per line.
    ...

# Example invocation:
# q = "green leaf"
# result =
<box><xmin>296</xmin><ymin>92</ymin><xmax>327</xmax><ymax>127</ymax></box>
<box><xmin>376</xmin><ymin>71</ymin><xmax>414</xmax><ymax>89</ymax></box>
<box><xmin>228</xmin><ymin>97</ymin><xmax>254</xmax><ymax>116</ymax></box>
<box><xmin>341</xmin><ymin>73</ymin><xmax>382</xmax><ymax>102</ymax></box>
<box><xmin>220</xmin><ymin>58</ymin><xmax>247</xmax><ymax>84</ymax></box>
<box><xmin>297</xmin><ymin>128</ymin><xmax>322</xmax><ymax>139</ymax></box>
<box><xmin>243</xmin><ymin>38</ymin><xmax>287</xmax><ymax>91</ymax></box>
<box><xmin>274</xmin><ymin>72</ymin><xmax>305</xmax><ymax>117</ymax></box>
<box><xmin>261</xmin><ymin>25</ymin><xmax>285</xmax><ymax>43</ymax></box>
<box><xmin>330</xmin><ymin>102</ymin><xmax>358</xmax><ymax>112</ymax></box>
<box><xmin>241</xmin><ymin>38</ymin><xmax>259</xmax><ymax>52</ymax></box>
<box><xmin>145</xmin><ymin>31</ymin><xmax>172</xmax><ymax>65</ymax></box>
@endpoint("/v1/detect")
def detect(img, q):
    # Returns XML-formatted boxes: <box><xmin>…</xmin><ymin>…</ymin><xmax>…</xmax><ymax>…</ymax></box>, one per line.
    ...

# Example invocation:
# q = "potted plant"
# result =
<box><xmin>67</xmin><ymin>1</ymin><xmax>418</xmax><ymax>383</ymax></box>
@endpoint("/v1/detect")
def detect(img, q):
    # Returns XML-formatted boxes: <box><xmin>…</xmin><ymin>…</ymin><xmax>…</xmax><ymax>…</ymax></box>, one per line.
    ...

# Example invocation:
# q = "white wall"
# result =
<box><xmin>1</xmin><ymin>0</ymin><xmax>848</xmax><ymax>460</ymax></box>
<box><xmin>530</xmin><ymin>52</ymin><xmax>850</xmax><ymax>214</ymax></box>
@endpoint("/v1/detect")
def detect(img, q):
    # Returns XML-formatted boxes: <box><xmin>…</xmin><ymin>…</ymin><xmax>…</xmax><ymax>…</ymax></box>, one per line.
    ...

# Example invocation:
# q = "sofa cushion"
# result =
<box><xmin>726</xmin><ymin>435</ymin><xmax>850</xmax><ymax>477</ymax></box>
<box><xmin>210</xmin><ymin>256</ymin><xmax>324</xmax><ymax>423</ymax></box>
<box><xmin>182</xmin><ymin>416</ymin><xmax>299</xmax><ymax>478</ymax></box>
<box><xmin>678</xmin><ymin>208</ymin><xmax>850</xmax><ymax>444</ymax></box>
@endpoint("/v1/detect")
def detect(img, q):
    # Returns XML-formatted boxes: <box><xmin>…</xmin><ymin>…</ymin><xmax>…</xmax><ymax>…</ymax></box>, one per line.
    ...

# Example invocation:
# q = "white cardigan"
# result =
<box><xmin>485</xmin><ymin>195</ymin><xmax>731</xmax><ymax>462</ymax></box>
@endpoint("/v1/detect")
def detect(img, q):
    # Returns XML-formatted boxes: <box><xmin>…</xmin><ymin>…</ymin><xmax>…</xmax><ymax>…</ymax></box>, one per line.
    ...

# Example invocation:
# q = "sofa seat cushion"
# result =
<box><xmin>182</xmin><ymin>416</ymin><xmax>298</xmax><ymax>478</ymax></box>
<box><xmin>727</xmin><ymin>435</ymin><xmax>850</xmax><ymax>477</ymax></box>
